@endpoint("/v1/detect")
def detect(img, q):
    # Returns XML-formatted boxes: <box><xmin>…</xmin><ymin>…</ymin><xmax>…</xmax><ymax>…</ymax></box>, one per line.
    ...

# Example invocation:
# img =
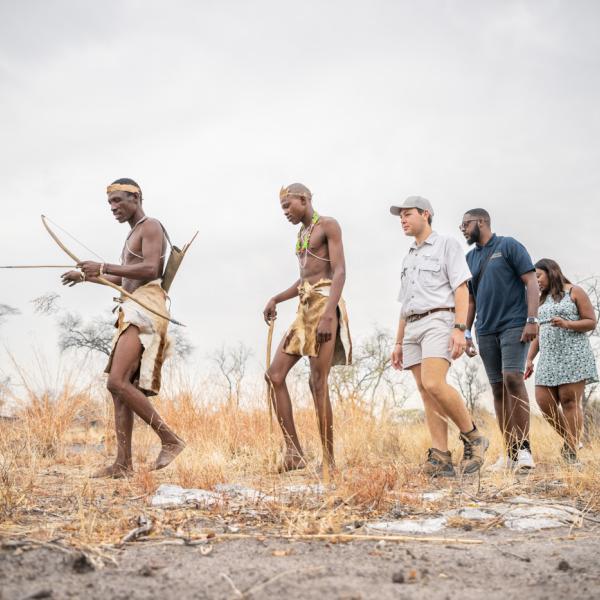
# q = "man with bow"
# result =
<box><xmin>61</xmin><ymin>178</ymin><xmax>185</xmax><ymax>478</ymax></box>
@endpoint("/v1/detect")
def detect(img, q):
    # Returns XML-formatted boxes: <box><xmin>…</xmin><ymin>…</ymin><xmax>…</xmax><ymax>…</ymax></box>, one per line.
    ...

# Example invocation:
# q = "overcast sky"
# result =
<box><xmin>1</xmin><ymin>0</ymin><xmax>599</xmax><ymax>383</ymax></box>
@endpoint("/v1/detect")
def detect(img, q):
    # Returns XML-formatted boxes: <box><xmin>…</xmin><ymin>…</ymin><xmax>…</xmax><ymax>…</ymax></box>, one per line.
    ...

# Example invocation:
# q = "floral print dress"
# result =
<box><xmin>536</xmin><ymin>291</ymin><xmax>598</xmax><ymax>387</ymax></box>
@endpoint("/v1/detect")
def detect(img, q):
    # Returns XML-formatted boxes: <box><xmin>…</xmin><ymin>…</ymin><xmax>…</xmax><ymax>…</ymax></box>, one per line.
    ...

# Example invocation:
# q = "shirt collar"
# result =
<box><xmin>411</xmin><ymin>230</ymin><xmax>439</xmax><ymax>249</ymax></box>
<box><xmin>476</xmin><ymin>233</ymin><xmax>497</xmax><ymax>250</ymax></box>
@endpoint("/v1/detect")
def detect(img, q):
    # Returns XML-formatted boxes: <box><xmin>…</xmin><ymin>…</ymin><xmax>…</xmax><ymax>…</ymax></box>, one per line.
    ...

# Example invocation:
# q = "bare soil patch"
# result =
<box><xmin>2</xmin><ymin>528</ymin><xmax>599</xmax><ymax>600</ymax></box>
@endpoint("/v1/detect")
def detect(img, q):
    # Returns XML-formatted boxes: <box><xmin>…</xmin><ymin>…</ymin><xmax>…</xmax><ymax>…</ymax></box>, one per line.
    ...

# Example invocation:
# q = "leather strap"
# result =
<box><xmin>406</xmin><ymin>307</ymin><xmax>455</xmax><ymax>323</ymax></box>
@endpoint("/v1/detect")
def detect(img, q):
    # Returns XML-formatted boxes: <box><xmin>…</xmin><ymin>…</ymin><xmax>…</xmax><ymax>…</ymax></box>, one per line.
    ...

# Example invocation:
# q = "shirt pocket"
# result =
<box><xmin>419</xmin><ymin>261</ymin><xmax>442</xmax><ymax>287</ymax></box>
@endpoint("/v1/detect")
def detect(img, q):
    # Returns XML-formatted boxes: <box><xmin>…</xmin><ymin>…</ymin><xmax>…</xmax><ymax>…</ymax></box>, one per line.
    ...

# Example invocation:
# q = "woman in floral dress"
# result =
<box><xmin>525</xmin><ymin>259</ymin><xmax>598</xmax><ymax>463</ymax></box>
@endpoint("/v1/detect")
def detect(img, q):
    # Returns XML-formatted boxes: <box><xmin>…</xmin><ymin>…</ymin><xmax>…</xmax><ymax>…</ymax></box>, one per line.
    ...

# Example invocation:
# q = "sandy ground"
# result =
<box><xmin>2</xmin><ymin>527</ymin><xmax>599</xmax><ymax>600</ymax></box>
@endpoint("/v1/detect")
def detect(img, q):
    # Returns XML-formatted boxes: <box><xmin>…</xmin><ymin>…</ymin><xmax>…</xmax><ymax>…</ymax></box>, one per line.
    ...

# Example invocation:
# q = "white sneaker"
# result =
<box><xmin>515</xmin><ymin>448</ymin><xmax>535</xmax><ymax>471</ymax></box>
<box><xmin>489</xmin><ymin>454</ymin><xmax>515</xmax><ymax>472</ymax></box>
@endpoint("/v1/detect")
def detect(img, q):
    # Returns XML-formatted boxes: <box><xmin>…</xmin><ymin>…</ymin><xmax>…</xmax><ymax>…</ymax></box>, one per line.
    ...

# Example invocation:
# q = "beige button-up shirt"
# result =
<box><xmin>398</xmin><ymin>231</ymin><xmax>472</xmax><ymax>319</ymax></box>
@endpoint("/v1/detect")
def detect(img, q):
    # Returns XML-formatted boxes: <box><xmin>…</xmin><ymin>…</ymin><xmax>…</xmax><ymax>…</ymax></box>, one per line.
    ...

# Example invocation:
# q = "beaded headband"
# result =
<box><xmin>280</xmin><ymin>185</ymin><xmax>311</xmax><ymax>200</ymax></box>
<box><xmin>107</xmin><ymin>183</ymin><xmax>141</xmax><ymax>195</ymax></box>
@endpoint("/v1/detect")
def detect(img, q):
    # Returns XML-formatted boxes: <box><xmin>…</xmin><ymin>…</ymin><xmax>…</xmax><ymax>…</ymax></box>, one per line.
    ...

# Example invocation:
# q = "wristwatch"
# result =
<box><xmin>454</xmin><ymin>323</ymin><xmax>467</xmax><ymax>331</ymax></box>
<box><xmin>526</xmin><ymin>317</ymin><xmax>539</xmax><ymax>325</ymax></box>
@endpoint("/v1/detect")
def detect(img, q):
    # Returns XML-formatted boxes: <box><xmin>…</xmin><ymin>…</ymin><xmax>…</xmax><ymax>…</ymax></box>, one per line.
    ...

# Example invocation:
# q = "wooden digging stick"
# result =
<box><xmin>320</xmin><ymin>390</ymin><xmax>331</xmax><ymax>485</ymax></box>
<box><xmin>265</xmin><ymin>319</ymin><xmax>276</xmax><ymax>468</ymax></box>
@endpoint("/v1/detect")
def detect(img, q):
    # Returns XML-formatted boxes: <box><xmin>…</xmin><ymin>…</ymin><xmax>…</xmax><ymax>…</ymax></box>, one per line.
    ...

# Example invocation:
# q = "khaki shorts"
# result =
<box><xmin>402</xmin><ymin>311</ymin><xmax>454</xmax><ymax>370</ymax></box>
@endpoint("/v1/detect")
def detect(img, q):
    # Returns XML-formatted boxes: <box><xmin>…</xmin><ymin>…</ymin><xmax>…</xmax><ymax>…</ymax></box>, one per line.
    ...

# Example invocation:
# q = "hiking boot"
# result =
<box><xmin>422</xmin><ymin>448</ymin><xmax>456</xmax><ymax>478</ymax></box>
<box><xmin>459</xmin><ymin>429</ymin><xmax>489</xmax><ymax>474</ymax></box>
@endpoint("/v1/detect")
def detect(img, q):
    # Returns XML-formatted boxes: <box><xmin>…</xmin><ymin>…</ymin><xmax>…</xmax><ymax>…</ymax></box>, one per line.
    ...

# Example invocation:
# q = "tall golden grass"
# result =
<box><xmin>1</xmin><ymin>370</ymin><xmax>599</xmax><ymax>545</ymax></box>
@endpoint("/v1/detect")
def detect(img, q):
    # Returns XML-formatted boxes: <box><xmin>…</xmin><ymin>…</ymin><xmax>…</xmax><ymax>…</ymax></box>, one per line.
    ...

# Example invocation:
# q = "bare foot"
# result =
<box><xmin>278</xmin><ymin>449</ymin><xmax>307</xmax><ymax>473</ymax></box>
<box><xmin>92</xmin><ymin>463</ymin><xmax>133</xmax><ymax>479</ymax></box>
<box><xmin>153</xmin><ymin>438</ymin><xmax>186</xmax><ymax>471</ymax></box>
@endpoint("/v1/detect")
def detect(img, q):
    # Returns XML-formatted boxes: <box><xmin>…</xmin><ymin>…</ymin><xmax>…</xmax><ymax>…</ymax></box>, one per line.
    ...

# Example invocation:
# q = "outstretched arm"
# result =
<box><xmin>316</xmin><ymin>219</ymin><xmax>346</xmax><ymax>344</ymax></box>
<box><xmin>61</xmin><ymin>269</ymin><xmax>121</xmax><ymax>287</ymax></box>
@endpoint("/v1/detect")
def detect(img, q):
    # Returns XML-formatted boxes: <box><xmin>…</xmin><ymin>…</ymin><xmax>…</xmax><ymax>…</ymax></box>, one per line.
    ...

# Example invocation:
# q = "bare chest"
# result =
<box><xmin>121</xmin><ymin>230</ymin><xmax>145</xmax><ymax>265</ymax></box>
<box><xmin>297</xmin><ymin>226</ymin><xmax>331</xmax><ymax>276</ymax></box>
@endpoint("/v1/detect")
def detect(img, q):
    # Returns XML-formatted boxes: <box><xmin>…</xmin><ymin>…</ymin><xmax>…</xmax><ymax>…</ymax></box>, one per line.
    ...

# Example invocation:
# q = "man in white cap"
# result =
<box><xmin>390</xmin><ymin>196</ymin><xmax>488</xmax><ymax>477</ymax></box>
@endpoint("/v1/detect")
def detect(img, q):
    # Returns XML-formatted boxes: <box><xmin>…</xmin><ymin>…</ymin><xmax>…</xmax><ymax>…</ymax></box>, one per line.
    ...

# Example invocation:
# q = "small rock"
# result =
<box><xmin>25</xmin><ymin>591</ymin><xmax>53</xmax><ymax>599</ymax></box>
<box><xmin>392</xmin><ymin>571</ymin><xmax>405</xmax><ymax>584</ymax></box>
<box><xmin>139</xmin><ymin>565</ymin><xmax>154</xmax><ymax>577</ymax></box>
<box><xmin>407</xmin><ymin>569</ymin><xmax>420</xmax><ymax>583</ymax></box>
<box><xmin>225</xmin><ymin>525</ymin><xmax>240</xmax><ymax>534</ymax></box>
<box><xmin>376</xmin><ymin>540</ymin><xmax>387</xmax><ymax>549</ymax></box>
<box><xmin>390</xmin><ymin>503</ymin><xmax>407</xmax><ymax>518</ymax></box>
<box><xmin>72</xmin><ymin>553</ymin><xmax>95</xmax><ymax>574</ymax></box>
<box><xmin>557</xmin><ymin>560</ymin><xmax>571</xmax><ymax>572</ymax></box>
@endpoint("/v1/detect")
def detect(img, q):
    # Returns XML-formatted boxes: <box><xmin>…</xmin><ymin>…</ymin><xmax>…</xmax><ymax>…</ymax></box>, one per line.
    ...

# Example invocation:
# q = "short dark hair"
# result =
<box><xmin>111</xmin><ymin>177</ymin><xmax>142</xmax><ymax>200</ymax></box>
<box><xmin>416</xmin><ymin>208</ymin><xmax>433</xmax><ymax>225</ymax></box>
<box><xmin>465</xmin><ymin>208</ymin><xmax>490</xmax><ymax>224</ymax></box>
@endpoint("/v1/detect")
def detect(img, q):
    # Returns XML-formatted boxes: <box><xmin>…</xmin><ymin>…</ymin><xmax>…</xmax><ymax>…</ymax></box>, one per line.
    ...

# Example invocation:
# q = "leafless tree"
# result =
<box><xmin>451</xmin><ymin>356</ymin><xmax>488</xmax><ymax>413</ymax></box>
<box><xmin>211</xmin><ymin>342</ymin><xmax>252</xmax><ymax>407</ymax></box>
<box><xmin>170</xmin><ymin>327</ymin><xmax>195</xmax><ymax>361</ymax></box>
<box><xmin>57</xmin><ymin>311</ymin><xmax>194</xmax><ymax>361</ymax></box>
<box><xmin>0</xmin><ymin>377</ymin><xmax>11</xmax><ymax>415</ymax></box>
<box><xmin>328</xmin><ymin>328</ymin><xmax>410</xmax><ymax>412</ymax></box>
<box><xmin>58</xmin><ymin>312</ymin><xmax>114</xmax><ymax>356</ymax></box>
<box><xmin>31</xmin><ymin>293</ymin><xmax>60</xmax><ymax>315</ymax></box>
<box><xmin>0</xmin><ymin>304</ymin><xmax>19</xmax><ymax>326</ymax></box>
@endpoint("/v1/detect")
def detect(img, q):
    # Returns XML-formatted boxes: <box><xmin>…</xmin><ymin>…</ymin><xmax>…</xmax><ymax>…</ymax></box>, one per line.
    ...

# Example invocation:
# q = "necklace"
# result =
<box><xmin>296</xmin><ymin>211</ymin><xmax>319</xmax><ymax>252</ymax></box>
<box><xmin>295</xmin><ymin>211</ymin><xmax>320</xmax><ymax>268</ymax></box>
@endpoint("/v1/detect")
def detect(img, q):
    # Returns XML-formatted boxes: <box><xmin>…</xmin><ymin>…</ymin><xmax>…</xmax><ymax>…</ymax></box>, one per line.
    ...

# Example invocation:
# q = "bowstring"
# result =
<box><xmin>45</xmin><ymin>216</ymin><xmax>106</xmax><ymax>262</ymax></box>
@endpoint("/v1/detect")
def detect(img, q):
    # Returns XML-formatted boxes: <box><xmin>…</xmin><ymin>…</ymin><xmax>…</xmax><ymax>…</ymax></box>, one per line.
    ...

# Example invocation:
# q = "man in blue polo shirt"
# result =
<box><xmin>462</xmin><ymin>208</ymin><xmax>540</xmax><ymax>471</ymax></box>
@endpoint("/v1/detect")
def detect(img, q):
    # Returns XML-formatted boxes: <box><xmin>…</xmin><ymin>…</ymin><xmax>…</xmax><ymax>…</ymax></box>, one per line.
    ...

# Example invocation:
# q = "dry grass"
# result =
<box><xmin>1</xmin><ymin>375</ymin><xmax>599</xmax><ymax>547</ymax></box>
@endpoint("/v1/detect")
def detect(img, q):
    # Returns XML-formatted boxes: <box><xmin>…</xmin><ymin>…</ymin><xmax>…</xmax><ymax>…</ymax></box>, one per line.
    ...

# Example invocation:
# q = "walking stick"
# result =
<box><xmin>320</xmin><ymin>392</ymin><xmax>330</xmax><ymax>485</ymax></box>
<box><xmin>265</xmin><ymin>319</ymin><xmax>276</xmax><ymax>468</ymax></box>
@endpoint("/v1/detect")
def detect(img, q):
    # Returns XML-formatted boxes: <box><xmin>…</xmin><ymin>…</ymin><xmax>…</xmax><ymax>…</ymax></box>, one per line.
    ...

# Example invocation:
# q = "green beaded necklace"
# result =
<box><xmin>295</xmin><ymin>211</ymin><xmax>320</xmax><ymax>254</ymax></box>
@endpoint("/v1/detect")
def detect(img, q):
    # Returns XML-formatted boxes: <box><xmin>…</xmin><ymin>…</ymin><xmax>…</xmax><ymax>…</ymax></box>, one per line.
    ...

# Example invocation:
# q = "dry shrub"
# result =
<box><xmin>339</xmin><ymin>464</ymin><xmax>399</xmax><ymax>509</ymax></box>
<box><xmin>2</xmin><ymin>368</ymin><xmax>600</xmax><ymax>544</ymax></box>
<box><xmin>0</xmin><ymin>435</ymin><xmax>27</xmax><ymax>519</ymax></box>
<box><xmin>21</xmin><ymin>388</ymin><xmax>90</xmax><ymax>459</ymax></box>
<box><xmin>134</xmin><ymin>467</ymin><xmax>158</xmax><ymax>495</ymax></box>
<box><xmin>174</xmin><ymin>449</ymin><xmax>226</xmax><ymax>489</ymax></box>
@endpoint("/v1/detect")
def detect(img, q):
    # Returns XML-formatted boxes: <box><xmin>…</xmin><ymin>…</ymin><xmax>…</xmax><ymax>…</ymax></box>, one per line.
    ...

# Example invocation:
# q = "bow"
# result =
<box><xmin>41</xmin><ymin>215</ymin><xmax>185</xmax><ymax>327</ymax></box>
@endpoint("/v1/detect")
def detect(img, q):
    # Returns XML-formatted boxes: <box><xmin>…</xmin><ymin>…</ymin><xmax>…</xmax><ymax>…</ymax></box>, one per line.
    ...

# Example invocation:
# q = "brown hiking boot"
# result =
<box><xmin>422</xmin><ymin>448</ymin><xmax>456</xmax><ymax>478</ymax></box>
<box><xmin>459</xmin><ymin>429</ymin><xmax>489</xmax><ymax>474</ymax></box>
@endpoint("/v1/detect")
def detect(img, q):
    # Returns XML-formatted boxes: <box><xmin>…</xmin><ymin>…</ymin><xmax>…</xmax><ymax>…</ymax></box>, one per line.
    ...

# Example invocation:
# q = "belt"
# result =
<box><xmin>405</xmin><ymin>307</ymin><xmax>455</xmax><ymax>323</ymax></box>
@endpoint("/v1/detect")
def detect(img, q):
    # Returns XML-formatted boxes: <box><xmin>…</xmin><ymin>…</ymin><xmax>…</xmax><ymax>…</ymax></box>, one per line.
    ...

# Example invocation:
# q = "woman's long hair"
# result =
<box><xmin>535</xmin><ymin>258</ymin><xmax>572</xmax><ymax>304</ymax></box>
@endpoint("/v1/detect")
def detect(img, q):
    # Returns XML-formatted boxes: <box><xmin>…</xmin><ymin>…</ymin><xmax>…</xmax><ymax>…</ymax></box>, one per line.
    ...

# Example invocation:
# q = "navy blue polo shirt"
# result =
<box><xmin>466</xmin><ymin>234</ymin><xmax>535</xmax><ymax>336</ymax></box>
